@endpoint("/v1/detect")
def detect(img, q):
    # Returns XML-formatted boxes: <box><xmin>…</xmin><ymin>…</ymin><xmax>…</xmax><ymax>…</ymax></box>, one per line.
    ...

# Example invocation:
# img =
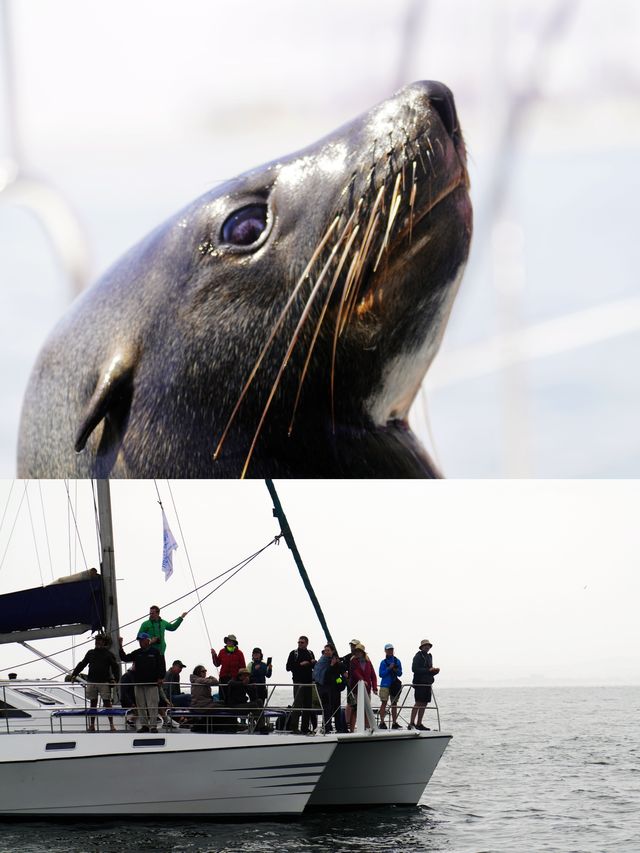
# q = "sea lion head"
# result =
<box><xmin>18</xmin><ymin>80</ymin><xmax>472</xmax><ymax>478</ymax></box>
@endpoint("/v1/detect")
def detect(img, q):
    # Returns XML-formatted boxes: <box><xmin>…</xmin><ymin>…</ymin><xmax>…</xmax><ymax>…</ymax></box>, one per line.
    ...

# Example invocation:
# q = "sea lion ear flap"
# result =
<box><xmin>74</xmin><ymin>352</ymin><xmax>136</xmax><ymax>452</ymax></box>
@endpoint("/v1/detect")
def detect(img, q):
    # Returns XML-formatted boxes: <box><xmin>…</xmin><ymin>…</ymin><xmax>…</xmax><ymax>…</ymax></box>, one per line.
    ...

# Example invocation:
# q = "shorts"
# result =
<box><xmin>413</xmin><ymin>684</ymin><xmax>432</xmax><ymax>704</ymax></box>
<box><xmin>379</xmin><ymin>686</ymin><xmax>400</xmax><ymax>704</ymax></box>
<box><xmin>86</xmin><ymin>682</ymin><xmax>113</xmax><ymax>703</ymax></box>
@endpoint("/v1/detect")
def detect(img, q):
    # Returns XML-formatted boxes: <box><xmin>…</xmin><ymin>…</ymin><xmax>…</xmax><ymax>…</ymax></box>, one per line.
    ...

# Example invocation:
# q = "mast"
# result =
<box><xmin>265</xmin><ymin>480</ymin><xmax>334</xmax><ymax>647</ymax></box>
<box><xmin>96</xmin><ymin>480</ymin><xmax>121</xmax><ymax>665</ymax></box>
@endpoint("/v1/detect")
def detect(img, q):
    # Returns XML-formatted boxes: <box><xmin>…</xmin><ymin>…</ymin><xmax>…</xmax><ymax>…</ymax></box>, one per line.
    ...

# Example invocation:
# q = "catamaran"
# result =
<box><xmin>0</xmin><ymin>480</ymin><xmax>450</xmax><ymax>816</ymax></box>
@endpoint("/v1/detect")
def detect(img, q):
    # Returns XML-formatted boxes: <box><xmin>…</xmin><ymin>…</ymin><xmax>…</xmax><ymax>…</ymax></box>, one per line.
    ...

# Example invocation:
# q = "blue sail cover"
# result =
<box><xmin>0</xmin><ymin>577</ymin><xmax>104</xmax><ymax>634</ymax></box>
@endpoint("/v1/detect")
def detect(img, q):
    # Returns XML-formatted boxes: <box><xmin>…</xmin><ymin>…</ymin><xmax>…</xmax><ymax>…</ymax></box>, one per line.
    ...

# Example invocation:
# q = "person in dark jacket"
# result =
<box><xmin>119</xmin><ymin>666</ymin><xmax>137</xmax><ymax>728</ymax></box>
<box><xmin>118</xmin><ymin>632</ymin><xmax>165</xmax><ymax>732</ymax></box>
<box><xmin>285</xmin><ymin>635</ymin><xmax>316</xmax><ymax>734</ymax></box>
<box><xmin>409</xmin><ymin>639</ymin><xmax>440</xmax><ymax>731</ymax></box>
<box><xmin>248</xmin><ymin>648</ymin><xmax>272</xmax><ymax>706</ymax></box>
<box><xmin>313</xmin><ymin>643</ymin><xmax>344</xmax><ymax>733</ymax></box>
<box><xmin>70</xmin><ymin>633</ymin><xmax>120</xmax><ymax>732</ymax></box>
<box><xmin>225</xmin><ymin>668</ymin><xmax>257</xmax><ymax>707</ymax></box>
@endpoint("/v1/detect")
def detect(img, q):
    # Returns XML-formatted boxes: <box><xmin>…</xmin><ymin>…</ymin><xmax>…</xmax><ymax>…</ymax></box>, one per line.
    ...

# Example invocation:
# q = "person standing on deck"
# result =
<box><xmin>286</xmin><ymin>635</ymin><xmax>316</xmax><ymax>734</ymax></box>
<box><xmin>409</xmin><ymin>639</ymin><xmax>440</xmax><ymax>731</ymax></box>
<box><xmin>341</xmin><ymin>639</ymin><xmax>360</xmax><ymax>731</ymax></box>
<box><xmin>348</xmin><ymin>643</ymin><xmax>378</xmax><ymax>732</ymax></box>
<box><xmin>378</xmin><ymin>643</ymin><xmax>403</xmax><ymax>729</ymax></box>
<box><xmin>118</xmin><ymin>632</ymin><xmax>165</xmax><ymax>733</ymax></box>
<box><xmin>70</xmin><ymin>633</ymin><xmax>120</xmax><ymax>732</ymax></box>
<box><xmin>138</xmin><ymin>605</ymin><xmax>187</xmax><ymax>673</ymax></box>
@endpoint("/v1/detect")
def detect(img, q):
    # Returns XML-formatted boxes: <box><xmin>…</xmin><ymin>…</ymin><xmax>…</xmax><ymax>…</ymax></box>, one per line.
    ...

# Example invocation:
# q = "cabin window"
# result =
<box><xmin>0</xmin><ymin>700</ymin><xmax>31</xmax><ymax>718</ymax></box>
<box><xmin>46</xmin><ymin>741</ymin><xmax>76</xmax><ymax>750</ymax></box>
<box><xmin>133</xmin><ymin>738</ymin><xmax>166</xmax><ymax>747</ymax></box>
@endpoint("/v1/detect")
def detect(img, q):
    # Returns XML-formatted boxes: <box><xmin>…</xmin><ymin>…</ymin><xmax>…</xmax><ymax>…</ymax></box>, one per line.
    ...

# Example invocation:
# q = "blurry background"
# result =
<box><xmin>1</xmin><ymin>0</ymin><xmax>639</xmax><ymax>477</ymax></box>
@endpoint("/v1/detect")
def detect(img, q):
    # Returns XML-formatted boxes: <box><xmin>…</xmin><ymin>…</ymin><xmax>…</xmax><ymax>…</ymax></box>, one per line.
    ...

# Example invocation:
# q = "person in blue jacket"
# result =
<box><xmin>378</xmin><ymin>643</ymin><xmax>403</xmax><ymax>729</ymax></box>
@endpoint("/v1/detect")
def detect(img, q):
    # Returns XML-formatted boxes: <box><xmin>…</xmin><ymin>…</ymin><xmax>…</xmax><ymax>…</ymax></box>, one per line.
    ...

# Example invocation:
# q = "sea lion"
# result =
<box><xmin>18</xmin><ymin>80</ymin><xmax>472</xmax><ymax>478</ymax></box>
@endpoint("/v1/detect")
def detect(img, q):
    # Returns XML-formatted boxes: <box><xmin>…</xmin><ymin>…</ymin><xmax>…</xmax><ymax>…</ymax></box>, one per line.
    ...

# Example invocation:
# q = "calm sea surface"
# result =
<box><xmin>2</xmin><ymin>686</ymin><xmax>638</xmax><ymax>853</ymax></box>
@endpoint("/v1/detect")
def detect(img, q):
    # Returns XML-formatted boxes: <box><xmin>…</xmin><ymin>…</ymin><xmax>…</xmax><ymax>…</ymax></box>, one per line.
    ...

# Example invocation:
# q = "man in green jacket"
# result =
<box><xmin>138</xmin><ymin>605</ymin><xmax>187</xmax><ymax>671</ymax></box>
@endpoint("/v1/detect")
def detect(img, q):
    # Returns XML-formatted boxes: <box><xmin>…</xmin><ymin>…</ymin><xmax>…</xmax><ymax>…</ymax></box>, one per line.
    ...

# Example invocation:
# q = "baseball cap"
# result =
<box><xmin>384</xmin><ymin>643</ymin><xmax>394</xmax><ymax>650</ymax></box>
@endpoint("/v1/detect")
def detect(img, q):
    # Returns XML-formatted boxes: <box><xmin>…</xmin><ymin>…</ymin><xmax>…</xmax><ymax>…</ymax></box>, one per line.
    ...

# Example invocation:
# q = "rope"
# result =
<box><xmin>63</xmin><ymin>480</ymin><xmax>90</xmax><ymax>572</ymax></box>
<box><xmin>24</xmin><ymin>484</ymin><xmax>44</xmax><ymax>587</ymax></box>
<box><xmin>0</xmin><ymin>481</ymin><xmax>28</xmax><ymax>575</ymax></box>
<box><xmin>0</xmin><ymin>480</ymin><xmax>16</xmax><ymax>538</ymax></box>
<box><xmin>0</xmin><ymin>535</ymin><xmax>280</xmax><ymax>673</ymax></box>
<box><xmin>38</xmin><ymin>481</ymin><xmax>55</xmax><ymax>584</ymax></box>
<box><xmin>164</xmin><ymin>480</ymin><xmax>213</xmax><ymax>648</ymax></box>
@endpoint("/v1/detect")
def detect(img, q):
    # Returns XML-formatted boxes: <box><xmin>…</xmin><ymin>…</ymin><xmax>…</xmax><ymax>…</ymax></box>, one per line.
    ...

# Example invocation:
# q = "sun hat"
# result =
<box><xmin>349</xmin><ymin>638</ymin><xmax>360</xmax><ymax>646</ymax></box>
<box><xmin>226</xmin><ymin>634</ymin><xmax>238</xmax><ymax>643</ymax></box>
<box><xmin>420</xmin><ymin>639</ymin><xmax>432</xmax><ymax>648</ymax></box>
<box><xmin>237</xmin><ymin>667</ymin><xmax>250</xmax><ymax>676</ymax></box>
<box><xmin>354</xmin><ymin>643</ymin><xmax>366</xmax><ymax>652</ymax></box>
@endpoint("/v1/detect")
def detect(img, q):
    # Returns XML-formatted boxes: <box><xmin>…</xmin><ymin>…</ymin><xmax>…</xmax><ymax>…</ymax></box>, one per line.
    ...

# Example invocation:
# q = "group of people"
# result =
<box><xmin>285</xmin><ymin>636</ymin><xmax>439</xmax><ymax>734</ymax></box>
<box><xmin>70</xmin><ymin>604</ymin><xmax>440</xmax><ymax>734</ymax></box>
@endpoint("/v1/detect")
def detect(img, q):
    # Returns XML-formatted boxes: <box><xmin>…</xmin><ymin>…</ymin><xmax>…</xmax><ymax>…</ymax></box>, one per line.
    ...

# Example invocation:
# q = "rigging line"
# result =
<box><xmin>24</xmin><ymin>484</ymin><xmax>44</xmax><ymax>587</ymax></box>
<box><xmin>0</xmin><ymin>536</ymin><xmax>280</xmax><ymax>673</ymax></box>
<box><xmin>182</xmin><ymin>538</ymin><xmax>276</xmax><ymax>615</ymax></box>
<box><xmin>90</xmin><ymin>479</ymin><xmax>102</xmax><ymax>563</ymax></box>
<box><xmin>0</xmin><ymin>479</ymin><xmax>16</xmax><ymax>538</ymax></box>
<box><xmin>38</xmin><ymin>481</ymin><xmax>55</xmax><ymax>584</ymax></box>
<box><xmin>166</xmin><ymin>480</ymin><xmax>213</xmax><ymax>648</ymax></box>
<box><xmin>63</xmin><ymin>479</ymin><xmax>90</xmax><ymax>571</ymax></box>
<box><xmin>0</xmin><ymin>480</ymin><xmax>28</xmax><ymax>575</ymax></box>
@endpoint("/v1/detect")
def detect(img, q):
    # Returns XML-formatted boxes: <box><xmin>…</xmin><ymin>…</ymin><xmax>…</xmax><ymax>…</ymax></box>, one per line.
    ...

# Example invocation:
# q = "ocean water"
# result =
<box><xmin>1</xmin><ymin>686</ymin><xmax>638</xmax><ymax>853</ymax></box>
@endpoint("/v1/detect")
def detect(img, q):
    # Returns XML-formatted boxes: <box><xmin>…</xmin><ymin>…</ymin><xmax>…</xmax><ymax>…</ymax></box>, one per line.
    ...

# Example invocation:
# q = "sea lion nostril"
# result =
<box><xmin>419</xmin><ymin>80</ymin><xmax>458</xmax><ymax>142</ymax></box>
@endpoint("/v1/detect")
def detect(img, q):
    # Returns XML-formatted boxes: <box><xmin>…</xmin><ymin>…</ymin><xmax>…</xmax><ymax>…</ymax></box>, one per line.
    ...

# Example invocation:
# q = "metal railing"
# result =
<box><xmin>1</xmin><ymin>679</ymin><xmax>444</xmax><ymax>735</ymax></box>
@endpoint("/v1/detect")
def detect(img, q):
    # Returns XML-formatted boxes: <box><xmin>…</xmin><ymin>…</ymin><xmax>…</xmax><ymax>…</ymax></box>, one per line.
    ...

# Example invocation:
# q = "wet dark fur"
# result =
<box><xmin>18</xmin><ymin>81</ymin><xmax>472</xmax><ymax>478</ymax></box>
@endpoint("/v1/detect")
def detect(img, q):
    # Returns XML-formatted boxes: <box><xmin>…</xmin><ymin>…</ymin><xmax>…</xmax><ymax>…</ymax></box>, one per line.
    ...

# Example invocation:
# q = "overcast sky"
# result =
<box><xmin>0</xmin><ymin>478</ymin><xmax>638</xmax><ymax>688</ymax></box>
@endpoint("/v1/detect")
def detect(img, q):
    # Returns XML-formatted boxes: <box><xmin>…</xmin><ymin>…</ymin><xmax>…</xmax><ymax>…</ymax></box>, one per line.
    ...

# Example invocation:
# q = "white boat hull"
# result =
<box><xmin>0</xmin><ymin>732</ymin><xmax>337</xmax><ymax>816</ymax></box>
<box><xmin>307</xmin><ymin>730</ymin><xmax>451</xmax><ymax>807</ymax></box>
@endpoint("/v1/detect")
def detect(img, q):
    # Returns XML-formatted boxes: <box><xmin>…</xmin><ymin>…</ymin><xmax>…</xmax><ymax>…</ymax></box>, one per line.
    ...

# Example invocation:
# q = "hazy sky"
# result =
<box><xmin>0</xmin><ymin>479</ymin><xmax>638</xmax><ymax>688</ymax></box>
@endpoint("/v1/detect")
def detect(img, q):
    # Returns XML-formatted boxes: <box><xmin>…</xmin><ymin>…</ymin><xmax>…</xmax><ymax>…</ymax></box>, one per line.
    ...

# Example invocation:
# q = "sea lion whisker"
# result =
<box><xmin>213</xmin><ymin>215</ymin><xmax>340</xmax><ymax>461</ymax></box>
<box><xmin>417</xmin><ymin>146</ymin><xmax>429</xmax><ymax>177</ymax></box>
<box><xmin>334</xmin><ymin>182</ymin><xmax>385</xmax><ymax>340</ymax></box>
<box><xmin>373</xmin><ymin>171</ymin><xmax>403</xmax><ymax>273</ymax></box>
<box><xmin>290</xmin><ymin>222</ymin><xmax>361</xmax><ymax>436</ymax></box>
<box><xmin>239</xmin><ymin>217</ymin><xmax>359</xmax><ymax>477</ymax></box>
<box><xmin>409</xmin><ymin>161</ymin><xmax>417</xmax><ymax>244</ymax></box>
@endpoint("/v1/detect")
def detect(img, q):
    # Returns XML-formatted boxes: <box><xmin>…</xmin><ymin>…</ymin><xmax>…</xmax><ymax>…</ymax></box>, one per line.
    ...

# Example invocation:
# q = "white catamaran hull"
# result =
<box><xmin>0</xmin><ymin>732</ymin><xmax>337</xmax><ymax>816</ymax></box>
<box><xmin>308</xmin><ymin>730</ymin><xmax>451</xmax><ymax>807</ymax></box>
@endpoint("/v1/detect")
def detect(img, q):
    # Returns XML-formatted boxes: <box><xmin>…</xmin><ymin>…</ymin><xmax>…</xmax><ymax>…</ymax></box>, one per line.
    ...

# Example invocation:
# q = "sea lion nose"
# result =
<box><xmin>423</xmin><ymin>80</ymin><xmax>460</xmax><ymax>145</ymax></box>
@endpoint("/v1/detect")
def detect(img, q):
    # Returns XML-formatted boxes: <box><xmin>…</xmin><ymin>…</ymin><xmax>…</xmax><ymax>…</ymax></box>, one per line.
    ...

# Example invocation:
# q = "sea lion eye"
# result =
<box><xmin>221</xmin><ymin>204</ymin><xmax>268</xmax><ymax>247</ymax></box>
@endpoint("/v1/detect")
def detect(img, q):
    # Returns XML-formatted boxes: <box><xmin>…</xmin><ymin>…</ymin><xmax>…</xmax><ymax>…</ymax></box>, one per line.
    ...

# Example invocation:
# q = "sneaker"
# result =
<box><xmin>416</xmin><ymin>724</ymin><xmax>430</xmax><ymax>731</ymax></box>
<box><xmin>407</xmin><ymin>724</ymin><xmax>415</xmax><ymax>730</ymax></box>
<box><xmin>378</xmin><ymin>722</ymin><xmax>388</xmax><ymax>730</ymax></box>
<box><xmin>169</xmin><ymin>718</ymin><xmax>180</xmax><ymax>729</ymax></box>
<box><xmin>391</xmin><ymin>723</ymin><xmax>402</xmax><ymax>730</ymax></box>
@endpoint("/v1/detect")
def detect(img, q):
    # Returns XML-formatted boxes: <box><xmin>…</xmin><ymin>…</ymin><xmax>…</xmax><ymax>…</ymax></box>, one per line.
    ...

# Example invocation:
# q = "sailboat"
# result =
<box><xmin>0</xmin><ymin>480</ymin><xmax>451</xmax><ymax>816</ymax></box>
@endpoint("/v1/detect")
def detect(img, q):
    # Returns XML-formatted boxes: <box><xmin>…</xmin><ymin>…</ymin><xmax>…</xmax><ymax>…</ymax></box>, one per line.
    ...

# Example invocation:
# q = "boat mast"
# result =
<box><xmin>265</xmin><ymin>480</ymin><xmax>334</xmax><ymax>647</ymax></box>
<box><xmin>96</xmin><ymin>479</ymin><xmax>121</xmax><ymax>666</ymax></box>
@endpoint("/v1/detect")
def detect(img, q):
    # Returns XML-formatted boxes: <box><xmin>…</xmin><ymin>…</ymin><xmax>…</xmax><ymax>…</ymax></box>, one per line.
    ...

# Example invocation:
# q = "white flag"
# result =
<box><xmin>161</xmin><ymin>510</ymin><xmax>178</xmax><ymax>581</ymax></box>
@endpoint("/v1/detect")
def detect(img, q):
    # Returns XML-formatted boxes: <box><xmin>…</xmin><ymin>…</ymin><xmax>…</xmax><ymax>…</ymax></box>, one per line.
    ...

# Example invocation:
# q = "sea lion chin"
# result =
<box><xmin>18</xmin><ymin>80</ymin><xmax>472</xmax><ymax>478</ymax></box>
